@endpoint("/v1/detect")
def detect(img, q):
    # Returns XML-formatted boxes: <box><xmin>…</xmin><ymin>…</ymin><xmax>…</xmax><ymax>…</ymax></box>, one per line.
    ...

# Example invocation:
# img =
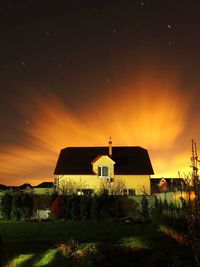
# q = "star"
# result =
<box><xmin>45</xmin><ymin>31</ymin><xmax>51</xmax><ymax>37</ymax></box>
<box><xmin>21</xmin><ymin>61</ymin><xmax>26</xmax><ymax>67</ymax></box>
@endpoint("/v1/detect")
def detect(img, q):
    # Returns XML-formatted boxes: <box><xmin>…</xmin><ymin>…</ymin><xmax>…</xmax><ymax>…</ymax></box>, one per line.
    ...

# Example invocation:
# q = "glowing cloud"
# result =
<box><xmin>0</xmin><ymin>68</ymin><xmax>192</xmax><ymax>185</ymax></box>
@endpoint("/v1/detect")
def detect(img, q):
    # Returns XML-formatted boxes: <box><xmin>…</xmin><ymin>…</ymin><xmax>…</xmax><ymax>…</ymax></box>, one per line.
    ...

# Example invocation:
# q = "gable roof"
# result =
<box><xmin>54</xmin><ymin>146</ymin><xmax>154</xmax><ymax>175</ymax></box>
<box><xmin>34</xmin><ymin>182</ymin><xmax>55</xmax><ymax>188</ymax></box>
<box><xmin>19</xmin><ymin>183</ymin><xmax>33</xmax><ymax>189</ymax></box>
<box><xmin>91</xmin><ymin>155</ymin><xmax>115</xmax><ymax>164</ymax></box>
<box><xmin>150</xmin><ymin>178</ymin><xmax>184</xmax><ymax>194</ymax></box>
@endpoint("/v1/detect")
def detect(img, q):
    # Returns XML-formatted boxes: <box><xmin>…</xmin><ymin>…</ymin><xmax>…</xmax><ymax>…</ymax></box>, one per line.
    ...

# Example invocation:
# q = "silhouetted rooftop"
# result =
<box><xmin>0</xmin><ymin>184</ymin><xmax>8</xmax><ymax>190</ymax></box>
<box><xmin>34</xmin><ymin>182</ymin><xmax>55</xmax><ymax>188</ymax></box>
<box><xmin>19</xmin><ymin>183</ymin><xmax>33</xmax><ymax>189</ymax></box>
<box><xmin>54</xmin><ymin>146</ymin><xmax>154</xmax><ymax>175</ymax></box>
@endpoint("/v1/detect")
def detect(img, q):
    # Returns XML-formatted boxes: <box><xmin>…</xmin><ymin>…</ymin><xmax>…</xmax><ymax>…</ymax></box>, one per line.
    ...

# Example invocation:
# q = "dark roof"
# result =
<box><xmin>19</xmin><ymin>183</ymin><xmax>33</xmax><ymax>189</ymax></box>
<box><xmin>0</xmin><ymin>184</ymin><xmax>8</xmax><ymax>190</ymax></box>
<box><xmin>54</xmin><ymin>146</ymin><xmax>154</xmax><ymax>175</ymax></box>
<box><xmin>150</xmin><ymin>178</ymin><xmax>184</xmax><ymax>194</ymax></box>
<box><xmin>34</xmin><ymin>182</ymin><xmax>55</xmax><ymax>188</ymax></box>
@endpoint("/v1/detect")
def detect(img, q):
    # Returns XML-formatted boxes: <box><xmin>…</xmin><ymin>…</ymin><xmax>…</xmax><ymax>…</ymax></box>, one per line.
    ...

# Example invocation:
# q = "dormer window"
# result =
<box><xmin>98</xmin><ymin>166</ymin><xmax>109</xmax><ymax>177</ymax></box>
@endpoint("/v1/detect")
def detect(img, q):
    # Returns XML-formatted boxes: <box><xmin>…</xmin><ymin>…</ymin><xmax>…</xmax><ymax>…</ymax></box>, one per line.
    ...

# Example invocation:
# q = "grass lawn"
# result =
<box><xmin>0</xmin><ymin>219</ymin><xmax>197</xmax><ymax>267</ymax></box>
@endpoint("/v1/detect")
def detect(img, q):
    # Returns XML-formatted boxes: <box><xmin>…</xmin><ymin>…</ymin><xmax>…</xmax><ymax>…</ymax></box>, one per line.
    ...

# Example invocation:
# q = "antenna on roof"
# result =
<box><xmin>109</xmin><ymin>137</ymin><xmax>112</xmax><ymax>157</ymax></box>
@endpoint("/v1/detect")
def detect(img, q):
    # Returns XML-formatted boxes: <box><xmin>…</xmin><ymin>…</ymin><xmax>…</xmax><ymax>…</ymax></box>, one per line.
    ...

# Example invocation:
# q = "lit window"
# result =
<box><xmin>98</xmin><ymin>166</ymin><xmax>109</xmax><ymax>177</ymax></box>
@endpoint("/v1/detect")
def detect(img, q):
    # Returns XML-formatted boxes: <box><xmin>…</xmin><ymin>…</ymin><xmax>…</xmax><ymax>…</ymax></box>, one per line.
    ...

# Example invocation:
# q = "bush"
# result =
<box><xmin>57</xmin><ymin>239</ymin><xmax>79</xmax><ymax>256</ymax></box>
<box><xmin>140</xmin><ymin>194</ymin><xmax>150</xmax><ymax>222</ymax></box>
<box><xmin>90</xmin><ymin>195</ymin><xmax>100</xmax><ymax>220</ymax></box>
<box><xmin>98</xmin><ymin>195</ymin><xmax>110</xmax><ymax>220</ymax></box>
<box><xmin>50</xmin><ymin>196</ymin><xmax>66</xmax><ymax>219</ymax></box>
<box><xmin>80</xmin><ymin>196</ymin><xmax>91</xmax><ymax>220</ymax></box>
<box><xmin>70</xmin><ymin>195</ymin><xmax>80</xmax><ymax>220</ymax></box>
<box><xmin>20</xmin><ymin>194</ymin><xmax>33</xmax><ymax>219</ymax></box>
<box><xmin>1</xmin><ymin>193</ymin><xmax>12</xmax><ymax>219</ymax></box>
<box><xmin>10</xmin><ymin>193</ymin><xmax>21</xmax><ymax>220</ymax></box>
<box><xmin>50</xmin><ymin>195</ymin><xmax>140</xmax><ymax>221</ymax></box>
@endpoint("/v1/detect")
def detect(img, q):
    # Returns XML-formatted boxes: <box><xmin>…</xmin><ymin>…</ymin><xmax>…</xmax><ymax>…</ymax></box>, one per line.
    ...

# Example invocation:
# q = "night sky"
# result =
<box><xmin>1</xmin><ymin>0</ymin><xmax>200</xmax><ymax>185</ymax></box>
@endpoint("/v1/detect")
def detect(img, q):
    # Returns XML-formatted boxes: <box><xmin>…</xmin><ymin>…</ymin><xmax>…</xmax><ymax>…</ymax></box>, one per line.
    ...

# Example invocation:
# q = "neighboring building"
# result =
<box><xmin>33</xmin><ymin>182</ymin><xmax>55</xmax><ymax>195</ymax></box>
<box><xmin>0</xmin><ymin>184</ymin><xmax>8</xmax><ymax>192</ymax></box>
<box><xmin>19</xmin><ymin>183</ymin><xmax>33</xmax><ymax>194</ymax></box>
<box><xmin>54</xmin><ymin>141</ymin><xmax>154</xmax><ymax>195</ymax></box>
<box><xmin>150</xmin><ymin>178</ymin><xmax>184</xmax><ymax>194</ymax></box>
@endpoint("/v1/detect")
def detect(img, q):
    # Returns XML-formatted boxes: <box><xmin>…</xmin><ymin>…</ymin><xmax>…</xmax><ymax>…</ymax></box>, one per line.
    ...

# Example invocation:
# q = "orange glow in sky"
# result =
<box><xmin>0</xmin><ymin>69</ymin><xmax>194</xmax><ymax>185</ymax></box>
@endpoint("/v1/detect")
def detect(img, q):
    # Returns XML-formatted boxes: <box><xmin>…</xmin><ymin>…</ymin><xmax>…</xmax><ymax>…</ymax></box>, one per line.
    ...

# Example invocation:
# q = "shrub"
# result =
<box><xmin>20</xmin><ymin>194</ymin><xmax>33</xmax><ymax>219</ymax></box>
<box><xmin>70</xmin><ymin>195</ymin><xmax>80</xmax><ymax>220</ymax></box>
<box><xmin>1</xmin><ymin>193</ymin><xmax>12</xmax><ymax>219</ymax></box>
<box><xmin>57</xmin><ymin>239</ymin><xmax>79</xmax><ymax>256</ymax></box>
<box><xmin>140</xmin><ymin>194</ymin><xmax>150</xmax><ymax>222</ymax></box>
<box><xmin>90</xmin><ymin>195</ymin><xmax>100</xmax><ymax>220</ymax></box>
<box><xmin>50</xmin><ymin>196</ymin><xmax>66</xmax><ymax>219</ymax></box>
<box><xmin>80</xmin><ymin>196</ymin><xmax>91</xmax><ymax>220</ymax></box>
<box><xmin>10</xmin><ymin>193</ymin><xmax>21</xmax><ymax>220</ymax></box>
<box><xmin>99</xmin><ymin>195</ymin><xmax>110</xmax><ymax>220</ymax></box>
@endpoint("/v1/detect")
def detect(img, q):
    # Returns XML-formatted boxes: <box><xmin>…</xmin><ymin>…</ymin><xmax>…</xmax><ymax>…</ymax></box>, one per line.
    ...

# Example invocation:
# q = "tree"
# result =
<box><xmin>70</xmin><ymin>195</ymin><xmax>80</xmax><ymax>220</ymax></box>
<box><xmin>99</xmin><ymin>178</ymin><xmax>127</xmax><ymax>195</ymax></box>
<box><xmin>58</xmin><ymin>178</ymin><xmax>86</xmax><ymax>195</ymax></box>
<box><xmin>184</xmin><ymin>140</ymin><xmax>200</xmax><ymax>266</ymax></box>
<box><xmin>140</xmin><ymin>194</ymin><xmax>150</xmax><ymax>222</ymax></box>
<box><xmin>10</xmin><ymin>193</ymin><xmax>21</xmax><ymax>220</ymax></box>
<box><xmin>90</xmin><ymin>195</ymin><xmax>100</xmax><ymax>220</ymax></box>
<box><xmin>80</xmin><ymin>196</ymin><xmax>91</xmax><ymax>220</ymax></box>
<box><xmin>1</xmin><ymin>193</ymin><xmax>12</xmax><ymax>219</ymax></box>
<box><xmin>51</xmin><ymin>196</ymin><xmax>66</xmax><ymax>219</ymax></box>
<box><xmin>20</xmin><ymin>194</ymin><xmax>33</xmax><ymax>219</ymax></box>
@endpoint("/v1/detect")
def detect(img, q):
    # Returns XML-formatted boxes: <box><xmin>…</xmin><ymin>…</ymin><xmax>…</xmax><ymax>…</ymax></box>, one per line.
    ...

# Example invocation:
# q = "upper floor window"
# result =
<box><xmin>98</xmin><ymin>166</ymin><xmax>109</xmax><ymax>177</ymax></box>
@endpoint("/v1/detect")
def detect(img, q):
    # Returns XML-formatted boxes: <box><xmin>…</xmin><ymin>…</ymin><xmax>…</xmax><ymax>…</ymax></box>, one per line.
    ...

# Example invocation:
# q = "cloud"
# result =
<box><xmin>0</xmin><ymin>67</ymin><xmax>192</xmax><ymax>184</ymax></box>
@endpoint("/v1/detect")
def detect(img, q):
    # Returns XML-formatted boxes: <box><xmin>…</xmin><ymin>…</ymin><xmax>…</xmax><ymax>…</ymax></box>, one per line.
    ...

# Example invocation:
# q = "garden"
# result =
<box><xmin>0</xmin><ymin>191</ymin><xmax>199</xmax><ymax>267</ymax></box>
<box><xmin>0</xmin><ymin>219</ymin><xmax>197</xmax><ymax>267</ymax></box>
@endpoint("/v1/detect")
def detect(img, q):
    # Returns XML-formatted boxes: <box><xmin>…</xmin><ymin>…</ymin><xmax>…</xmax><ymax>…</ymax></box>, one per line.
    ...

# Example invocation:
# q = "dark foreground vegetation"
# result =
<box><xmin>0</xmin><ymin>191</ymin><xmax>200</xmax><ymax>266</ymax></box>
<box><xmin>0</xmin><ymin>192</ymin><xmax>198</xmax><ymax>266</ymax></box>
<box><xmin>0</xmin><ymin>218</ymin><xmax>198</xmax><ymax>267</ymax></box>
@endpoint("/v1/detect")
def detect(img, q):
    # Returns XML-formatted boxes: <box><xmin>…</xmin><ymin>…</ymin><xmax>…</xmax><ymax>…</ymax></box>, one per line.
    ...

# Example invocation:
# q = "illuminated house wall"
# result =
<box><xmin>33</xmin><ymin>182</ymin><xmax>55</xmax><ymax>195</ymax></box>
<box><xmin>54</xmin><ymin>145</ymin><xmax>154</xmax><ymax>195</ymax></box>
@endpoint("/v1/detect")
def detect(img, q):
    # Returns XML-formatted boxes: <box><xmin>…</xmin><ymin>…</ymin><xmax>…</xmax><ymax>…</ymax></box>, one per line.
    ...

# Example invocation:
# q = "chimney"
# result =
<box><xmin>109</xmin><ymin>137</ymin><xmax>112</xmax><ymax>157</ymax></box>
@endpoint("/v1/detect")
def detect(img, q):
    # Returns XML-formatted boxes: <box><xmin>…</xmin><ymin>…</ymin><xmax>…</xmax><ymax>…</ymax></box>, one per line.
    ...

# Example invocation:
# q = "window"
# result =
<box><xmin>128</xmin><ymin>189</ymin><xmax>136</xmax><ymax>196</ymax></box>
<box><xmin>82</xmin><ymin>189</ymin><xmax>94</xmax><ymax>196</ymax></box>
<box><xmin>98</xmin><ymin>166</ymin><xmax>109</xmax><ymax>177</ymax></box>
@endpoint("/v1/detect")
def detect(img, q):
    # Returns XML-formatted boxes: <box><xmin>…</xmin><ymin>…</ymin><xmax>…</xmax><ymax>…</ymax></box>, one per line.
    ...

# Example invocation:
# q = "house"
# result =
<box><xmin>0</xmin><ymin>184</ymin><xmax>8</xmax><ymax>192</ymax></box>
<box><xmin>18</xmin><ymin>183</ymin><xmax>33</xmax><ymax>194</ymax></box>
<box><xmin>150</xmin><ymin>178</ymin><xmax>184</xmax><ymax>194</ymax></box>
<box><xmin>33</xmin><ymin>182</ymin><xmax>55</xmax><ymax>195</ymax></box>
<box><xmin>54</xmin><ymin>140</ymin><xmax>154</xmax><ymax>195</ymax></box>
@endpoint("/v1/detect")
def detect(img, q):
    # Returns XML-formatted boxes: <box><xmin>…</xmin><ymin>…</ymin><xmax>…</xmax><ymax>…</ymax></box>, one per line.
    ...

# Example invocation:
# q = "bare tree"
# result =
<box><xmin>58</xmin><ymin>178</ymin><xmax>87</xmax><ymax>195</ymax></box>
<box><xmin>98</xmin><ymin>178</ymin><xmax>127</xmax><ymax>195</ymax></box>
<box><xmin>185</xmin><ymin>140</ymin><xmax>200</xmax><ymax>266</ymax></box>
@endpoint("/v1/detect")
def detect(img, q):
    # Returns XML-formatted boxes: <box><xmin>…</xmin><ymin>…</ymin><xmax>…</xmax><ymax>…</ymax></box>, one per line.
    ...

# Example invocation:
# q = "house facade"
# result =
<box><xmin>54</xmin><ymin>142</ymin><xmax>154</xmax><ymax>195</ymax></box>
<box><xmin>33</xmin><ymin>182</ymin><xmax>55</xmax><ymax>195</ymax></box>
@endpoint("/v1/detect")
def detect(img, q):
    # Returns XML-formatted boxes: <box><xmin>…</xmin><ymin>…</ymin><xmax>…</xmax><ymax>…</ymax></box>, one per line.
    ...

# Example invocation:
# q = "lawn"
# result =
<box><xmin>0</xmin><ymin>220</ymin><xmax>197</xmax><ymax>267</ymax></box>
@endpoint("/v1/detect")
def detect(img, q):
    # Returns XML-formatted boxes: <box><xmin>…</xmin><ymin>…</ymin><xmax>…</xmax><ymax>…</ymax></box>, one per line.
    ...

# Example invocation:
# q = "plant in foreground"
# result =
<box><xmin>56</xmin><ymin>239</ymin><xmax>79</xmax><ymax>257</ymax></box>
